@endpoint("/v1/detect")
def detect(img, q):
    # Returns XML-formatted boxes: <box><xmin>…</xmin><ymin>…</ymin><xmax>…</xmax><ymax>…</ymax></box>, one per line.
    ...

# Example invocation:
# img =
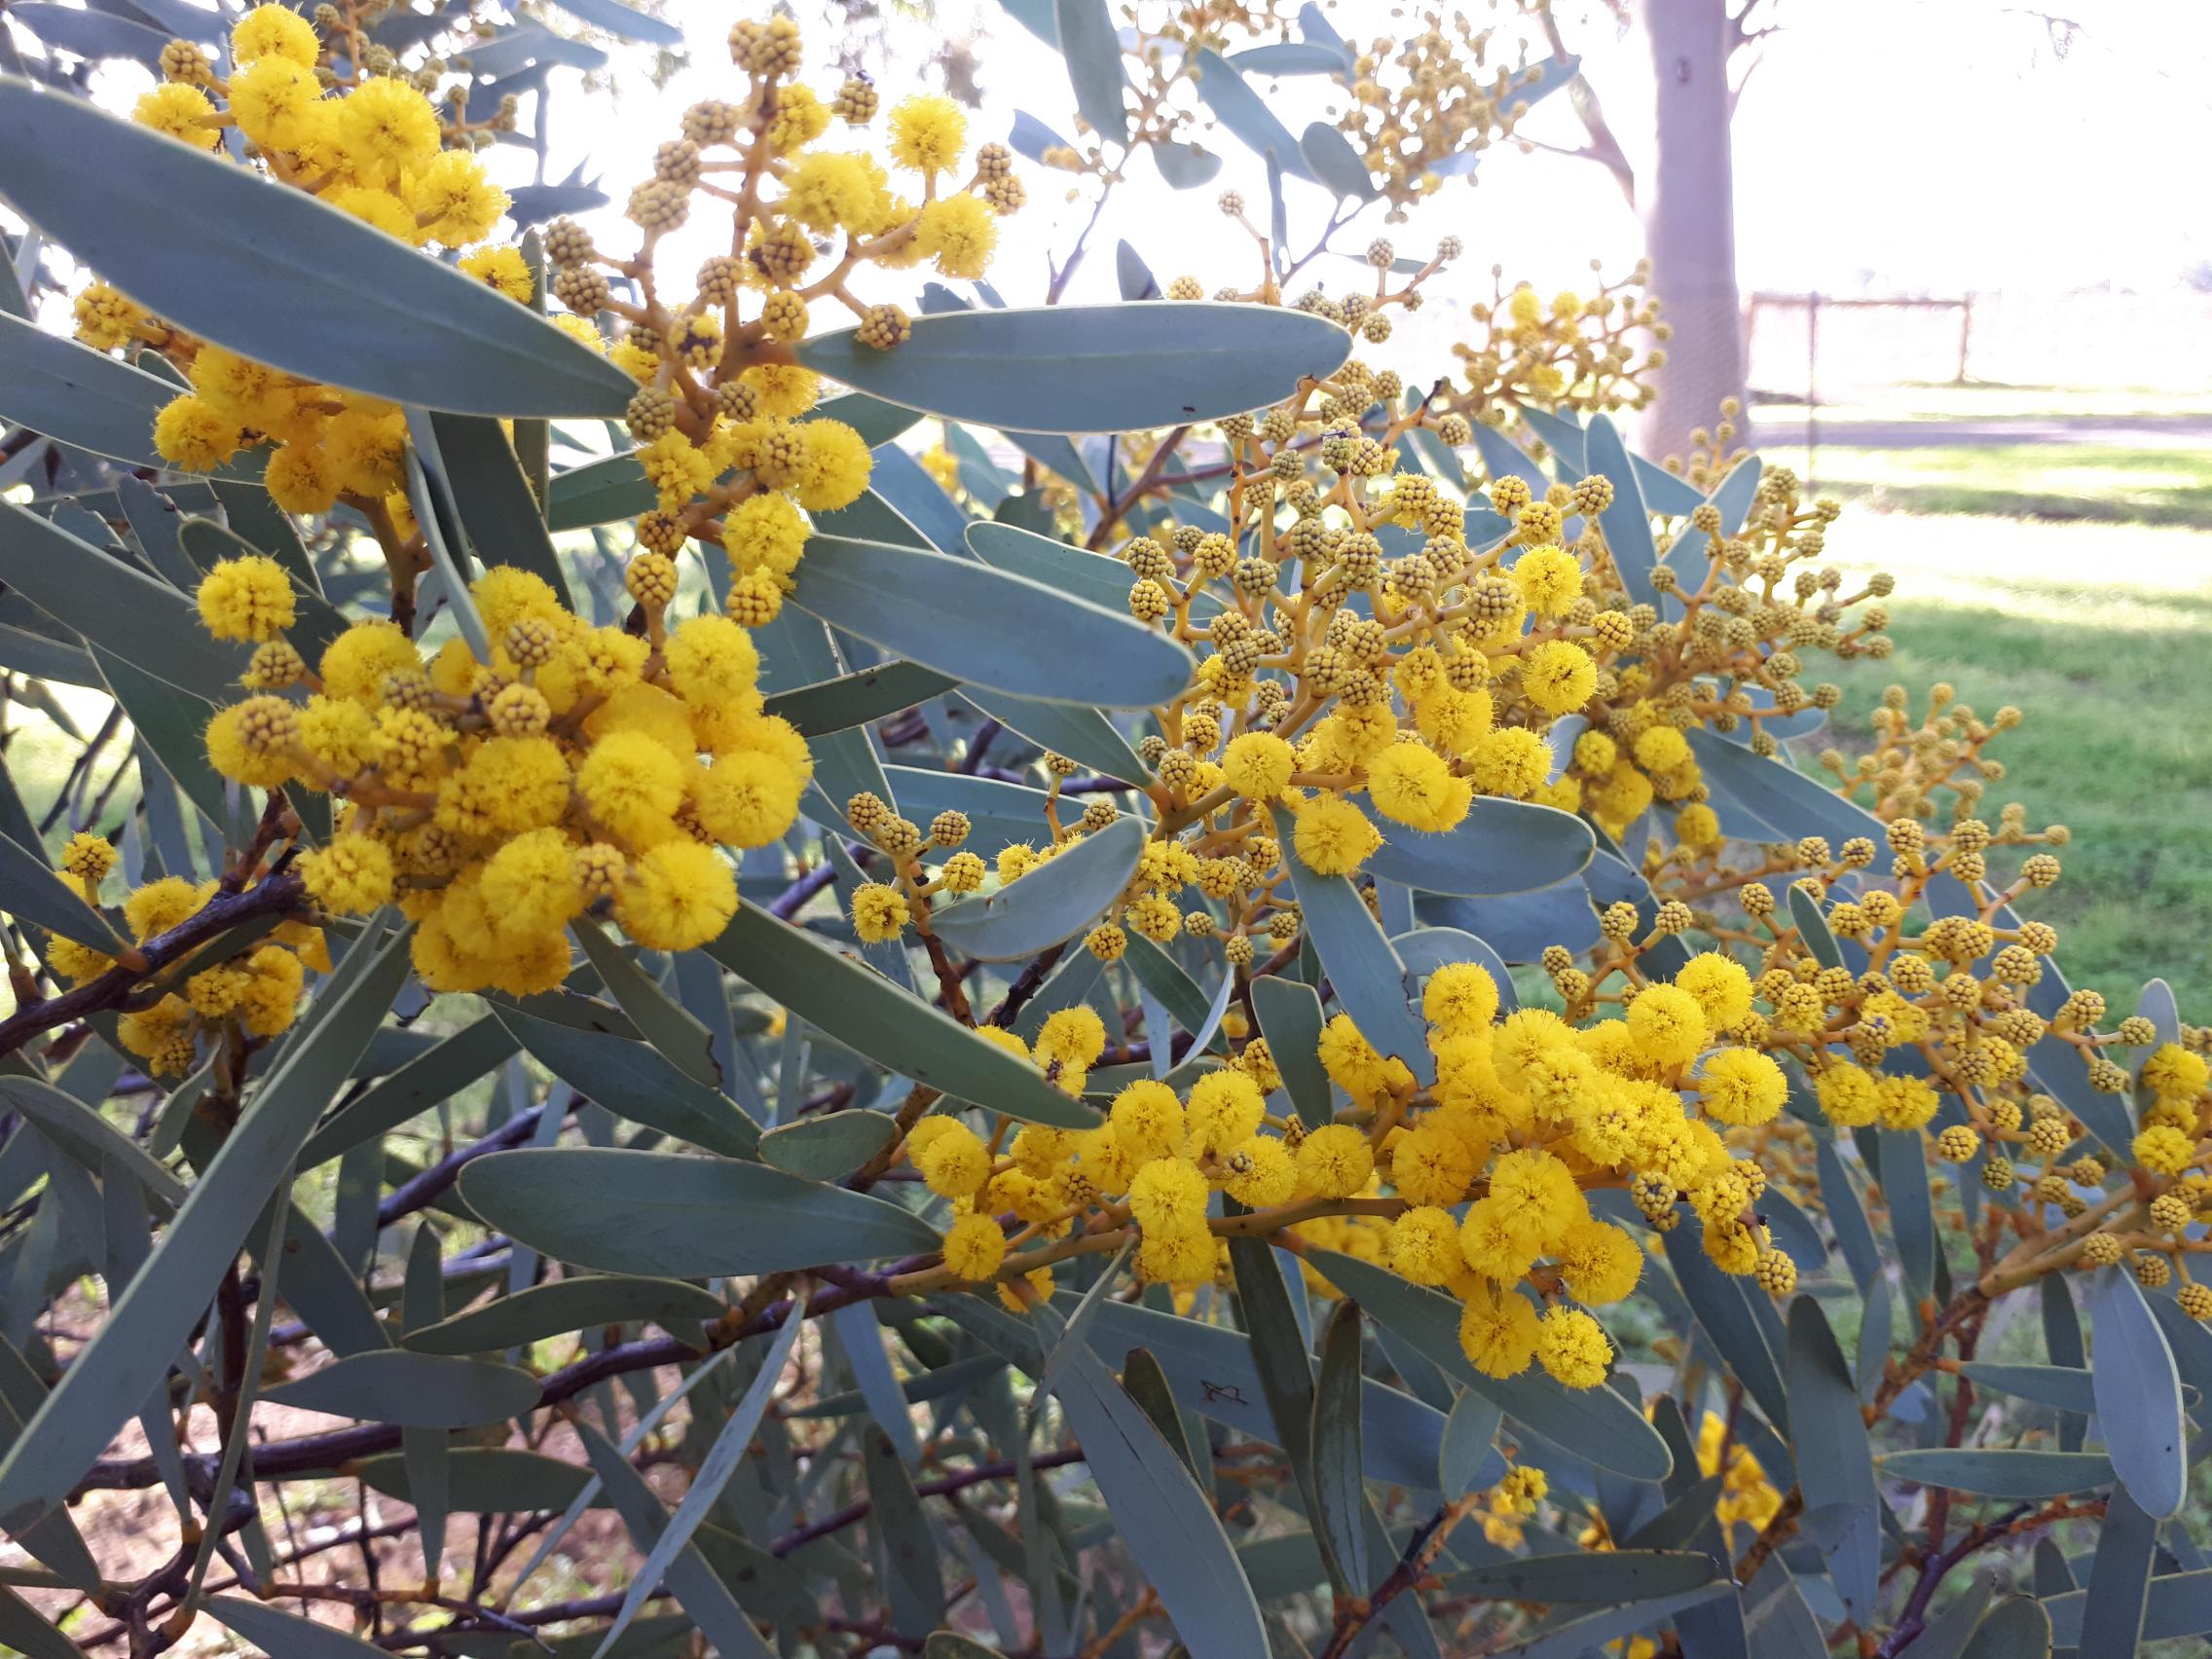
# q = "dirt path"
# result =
<box><xmin>1751</xmin><ymin>413</ymin><xmax>2212</xmax><ymax>449</ymax></box>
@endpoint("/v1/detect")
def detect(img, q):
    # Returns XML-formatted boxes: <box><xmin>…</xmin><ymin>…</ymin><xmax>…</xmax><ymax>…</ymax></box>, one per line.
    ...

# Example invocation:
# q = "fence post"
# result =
<box><xmin>1955</xmin><ymin>293</ymin><xmax>1974</xmax><ymax>385</ymax></box>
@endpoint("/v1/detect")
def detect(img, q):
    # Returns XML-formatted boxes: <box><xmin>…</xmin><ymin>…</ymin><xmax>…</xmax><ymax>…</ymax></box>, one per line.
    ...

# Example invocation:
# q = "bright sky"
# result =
<box><xmin>30</xmin><ymin>0</ymin><xmax>2212</xmax><ymax>335</ymax></box>
<box><xmin>462</xmin><ymin>0</ymin><xmax>2212</xmax><ymax>311</ymax></box>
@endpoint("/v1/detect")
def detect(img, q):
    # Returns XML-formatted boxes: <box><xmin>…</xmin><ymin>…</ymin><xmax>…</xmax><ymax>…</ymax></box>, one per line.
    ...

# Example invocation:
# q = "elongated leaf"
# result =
<box><xmin>206</xmin><ymin>1599</ymin><xmax>387</xmax><ymax>1657</ymax></box>
<box><xmin>963</xmin><ymin>689</ymin><xmax>1152</xmax><ymax>785</ymax></box>
<box><xmin>1788</xmin><ymin>886</ymin><xmax>1844</xmax><ymax>970</ymax></box>
<box><xmin>356</xmin><ymin>1447</ymin><xmax>601</xmax><ymax>1511</ymax></box>
<box><xmin>1877</xmin><ymin>1448</ymin><xmax>2115</xmax><ymax>1498</ymax></box>
<box><xmin>1051</xmin><ymin>1341</ymin><xmax>1270</xmax><ymax>1658</ymax></box>
<box><xmin>497</xmin><ymin>1004</ymin><xmax>757</xmax><ymax>1158</ymax></box>
<box><xmin>0</xmin><ymin>501</ymin><xmax>247</xmax><ymax>700</ymax></box>
<box><xmin>1584</xmin><ymin>415</ymin><xmax>1662</xmax><ymax>609</ymax></box>
<box><xmin>1391</xmin><ymin>928</ymin><xmax>1514</xmax><ymax>1010</ymax></box>
<box><xmin>1784</xmin><ymin>1296</ymin><xmax>1877</xmax><ymax>1622</ymax></box>
<box><xmin>2075</xmin><ymin>1486</ymin><xmax>2156</xmax><ymax>1659</ymax></box>
<box><xmin>932</xmin><ymin>815</ymin><xmax>1142</xmax><ymax>960</ymax></box>
<box><xmin>757</xmin><ymin>1110</ymin><xmax>899</xmax><ymax>1181</ymax></box>
<box><xmin>1190</xmin><ymin>49</ymin><xmax>1315</xmax><ymax>180</ymax></box>
<box><xmin>570</xmin><ymin>921</ymin><xmax>719</xmax><ymax>1088</ymax></box>
<box><xmin>9</xmin><ymin>3</ymin><xmax>173</xmax><ymax>64</ymax></box>
<box><xmin>541</xmin><ymin>0</ymin><xmax>683</xmax><ymax>44</ymax></box>
<box><xmin>574</xmin><ymin>1419</ymin><xmax>776</xmax><ymax>1659</ymax></box>
<box><xmin>1446</xmin><ymin>1552</ymin><xmax>1716</xmax><ymax>1602</ymax></box>
<box><xmin>1962</xmin><ymin>1598</ymin><xmax>2051</xmax><ymax>1659</ymax></box>
<box><xmin>2083</xmin><ymin>1268</ymin><xmax>2186</xmax><ymax>1518</ymax></box>
<box><xmin>1496</xmin><ymin>1585</ymin><xmax>1733</xmax><ymax>1658</ymax></box>
<box><xmin>597</xmin><ymin>1316</ymin><xmax>803</xmax><ymax>1654</ymax></box>
<box><xmin>300</xmin><ymin>1015</ymin><xmax>520</xmax><ymax>1165</ymax></box>
<box><xmin>1818</xmin><ymin>1136</ymin><xmax>1881</xmax><ymax>1294</ymax></box>
<box><xmin>0</xmin><ymin>309</ymin><xmax>171</xmax><ymax>464</ymax></box>
<box><xmin>1300</xmin><ymin>122</ymin><xmax>1377</xmax><ymax>200</ymax></box>
<box><xmin>792</xmin><ymin>536</ymin><xmax>1193</xmax><ymax>708</ymax></box>
<box><xmin>1250</xmin><ymin>975</ymin><xmax>1331</xmax><ymax>1129</ymax></box>
<box><xmin>1438</xmin><ymin>1388</ymin><xmax>1504</xmax><ymax>1495</ymax></box>
<box><xmin>1669</xmin><ymin>455</ymin><xmax>1760</xmax><ymax>574</ymax></box>
<box><xmin>764</xmin><ymin>660</ymin><xmax>961</xmax><ymax>736</ymax></box>
<box><xmin>0</xmin><ymin>830</ymin><xmax>121</xmax><ymax>951</ymax></box>
<box><xmin>0</xmin><ymin>79</ymin><xmax>630</xmax><ymax>416</ymax></box>
<box><xmin>1312</xmin><ymin>1301</ymin><xmax>1372</xmax><ymax>1593</ymax></box>
<box><xmin>2045</xmin><ymin>1567</ymin><xmax>2212</xmax><ymax>1646</ymax></box>
<box><xmin>0</xmin><ymin>1585</ymin><xmax>77</xmax><ymax>1659</ymax></box>
<box><xmin>1002</xmin><ymin>1292</ymin><xmax>1445</xmax><ymax>1490</ymax></box>
<box><xmin>406</xmin><ymin>1275</ymin><xmax>728</xmax><ymax>1356</ymax></box>
<box><xmin>706</xmin><ymin>903</ymin><xmax>1097</xmax><ymax>1127</ymax></box>
<box><xmin>1309</xmin><ymin>1249</ymin><xmax>1671</xmax><ymax>1480</ymax></box>
<box><xmin>1956</xmin><ymin>1361</ymin><xmax>2099</xmax><ymax>1415</ymax></box>
<box><xmin>1053</xmin><ymin>0</ymin><xmax>1127</xmax><ymax>145</ymax></box>
<box><xmin>967</xmin><ymin>519</ymin><xmax>1219</xmax><ymax>622</ymax></box>
<box><xmin>886</xmin><ymin>768</ymin><xmax>1060</xmax><ymax>860</ymax></box>
<box><xmin>1225</xmin><ymin>1233</ymin><xmax>1331</xmax><ymax>1586</ymax></box>
<box><xmin>92</xmin><ymin>645</ymin><xmax>232</xmax><ymax>834</ymax></box>
<box><xmin>426</xmin><ymin>413</ymin><xmax>571</xmax><ymax>607</ymax></box>
<box><xmin>1273</xmin><ymin>809</ymin><xmax>1429</xmax><ymax>1082</ymax></box>
<box><xmin>0</xmin><ymin>1076</ymin><xmax>183</xmax><ymax>1210</ymax></box>
<box><xmin>0</xmin><ymin>926</ymin><xmax>410</xmax><ymax>1530</ymax></box>
<box><xmin>1663</xmin><ymin>1224</ymin><xmax>1788</xmax><ymax>1428</ymax></box>
<box><xmin>264</xmin><ymin>1348</ymin><xmax>539</xmax><ymax>1427</ymax></box>
<box><xmin>460</xmin><ymin>1147</ymin><xmax>938</xmax><ymax>1277</ymax></box>
<box><xmin>1879</xmin><ymin>1127</ymin><xmax>1936</xmax><ymax>1306</ymax></box>
<box><xmin>1361</xmin><ymin>796</ymin><xmax>1595</xmax><ymax>898</ymax></box>
<box><xmin>1683</xmin><ymin>727</ymin><xmax>1883</xmax><ymax>850</ymax></box>
<box><xmin>797</xmin><ymin>303</ymin><xmax>1348</xmax><ymax>434</ymax></box>
<box><xmin>1150</xmin><ymin>139</ymin><xmax>1224</xmax><ymax>189</ymax></box>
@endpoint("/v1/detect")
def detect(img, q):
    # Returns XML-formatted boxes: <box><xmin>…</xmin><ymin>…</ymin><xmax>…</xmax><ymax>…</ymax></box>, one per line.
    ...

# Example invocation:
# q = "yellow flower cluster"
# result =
<box><xmin>195</xmin><ymin>552</ymin><xmax>812</xmax><ymax>994</ymax></box>
<box><xmin>911</xmin><ymin>955</ymin><xmax>1814</xmax><ymax>1389</ymax></box>
<box><xmin>106</xmin><ymin>7</ymin><xmax>532</xmax><ymax>518</ymax></box>
<box><xmin>1448</xmin><ymin>264</ymin><xmax>1667</xmax><ymax>425</ymax></box>
<box><xmin>535</xmin><ymin>16</ymin><xmax>1018</xmax><ymax>622</ymax></box>
<box><xmin>43</xmin><ymin>832</ymin><xmax>325</xmax><ymax>1077</ymax></box>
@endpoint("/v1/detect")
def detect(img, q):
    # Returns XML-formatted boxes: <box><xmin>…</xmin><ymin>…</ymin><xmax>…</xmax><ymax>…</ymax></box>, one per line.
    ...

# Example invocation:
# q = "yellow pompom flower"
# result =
<box><xmin>1391</xmin><ymin>1120</ymin><xmax>1480</xmax><ymax>1206</ymax></box>
<box><xmin>742</xmin><ymin>365</ymin><xmax>822</xmax><ymax>420</ymax></box>
<box><xmin>134</xmin><ymin>83</ymin><xmax>221</xmax><ymax>149</ymax></box>
<box><xmin>265</xmin><ymin>442</ymin><xmax>338</xmax><ymax>516</ymax></box>
<box><xmin>1128</xmin><ymin>1158</ymin><xmax>1210</xmax><ymax>1238</ymax></box>
<box><xmin>1675</xmin><ymin>953</ymin><xmax>1753</xmax><ymax>1030</ymax></box>
<box><xmin>1555</xmin><ymin>1218</ymin><xmax>1642</xmax><ymax>1305</ymax></box>
<box><xmin>1535</xmin><ymin>1306</ymin><xmax>1611</xmax><ymax>1388</ymax></box>
<box><xmin>722</xmin><ymin>491</ymin><xmax>811</xmax><ymax>584</ymax></box>
<box><xmin>1520</xmin><ymin>640</ymin><xmax>1598</xmax><ymax>717</ymax></box>
<box><xmin>918</xmin><ymin>1121</ymin><xmax>991</xmax><ymax>1198</ymax></box>
<box><xmin>695</xmin><ymin>751</ymin><xmax>804</xmax><ymax>848</ymax></box>
<box><xmin>888</xmin><ymin>93</ymin><xmax>967</xmax><ymax>174</ymax></box>
<box><xmin>1367</xmin><ymin>742</ymin><xmax>1471</xmax><ymax>832</ymax></box>
<box><xmin>1296</xmin><ymin>1123</ymin><xmax>1375</xmax><ymax>1198</ymax></box>
<box><xmin>851</xmin><ymin>882</ymin><xmax>910</xmax><ymax>943</ymax></box>
<box><xmin>1109</xmin><ymin>1081</ymin><xmax>1186</xmax><ymax>1161</ymax></box>
<box><xmin>300</xmin><ymin>834</ymin><xmax>395</xmax><ymax>915</ymax></box>
<box><xmin>72</xmin><ymin>282</ymin><xmax>145</xmax><ymax>351</ymax></box>
<box><xmin>1632</xmin><ymin>725</ymin><xmax>1691</xmax><ymax>774</ymax></box>
<box><xmin>915</xmin><ymin>195</ymin><xmax>997</xmax><ymax>279</ymax></box>
<box><xmin>1509</xmin><ymin>544</ymin><xmax>1583</xmax><ymax>618</ymax></box>
<box><xmin>233</xmin><ymin>2</ymin><xmax>319</xmax><ymax>65</ymax></box>
<box><xmin>338</xmin><ymin>76</ymin><xmax>442</xmax><ymax>183</ymax></box>
<box><xmin>576</xmin><ymin>730</ymin><xmax>685</xmax><ymax>843</ymax></box>
<box><xmin>1186</xmin><ymin>1068</ymin><xmax>1266</xmax><ymax>1154</ymax></box>
<box><xmin>941</xmin><ymin>1212</ymin><xmax>1008</xmax><ymax>1280</ymax></box>
<box><xmin>619</xmin><ymin>841</ymin><xmax>736</xmax><ymax>951</ymax></box>
<box><xmin>1221</xmin><ymin>732</ymin><xmax>1296</xmax><ymax>799</ymax></box>
<box><xmin>1627</xmin><ymin>983</ymin><xmax>1709</xmax><ymax>1068</ymax></box>
<box><xmin>793</xmin><ymin>419</ymin><xmax>872</xmax><ymax>512</ymax></box>
<box><xmin>204</xmin><ymin>703</ymin><xmax>297</xmax><ymax>788</ymax></box>
<box><xmin>1293</xmin><ymin>793</ymin><xmax>1382</xmax><ymax>875</ymax></box>
<box><xmin>124</xmin><ymin>876</ymin><xmax>213</xmax><ymax>941</ymax></box>
<box><xmin>407</xmin><ymin>151</ymin><xmax>511</xmax><ymax>246</ymax></box>
<box><xmin>230</xmin><ymin>55</ymin><xmax>320</xmax><ymax>152</ymax></box>
<box><xmin>461</xmin><ymin>244</ymin><xmax>534</xmax><ymax>304</ymax></box>
<box><xmin>1466</xmin><ymin>727</ymin><xmax>1549</xmax><ymax>799</ymax></box>
<box><xmin>1489</xmin><ymin>1147</ymin><xmax>1588</xmax><ymax>1248</ymax></box>
<box><xmin>2143</xmin><ymin>1044</ymin><xmax>2208</xmax><ymax>1103</ymax></box>
<box><xmin>2133</xmin><ymin>1124</ymin><xmax>2196</xmax><ymax>1178</ymax></box>
<box><xmin>1036</xmin><ymin>1007</ymin><xmax>1108</xmax><ymax>1071</ymax></box>
<box><xmin>781</xmin><ymin>152</ymin><xmax>881</xmax><ymax>234</ymax></box>
<box><xmin>1388</xmin><ymin>1206</ymin><xmax>1462</xmax><ymax>1285</ymax></box>
<box><xmin>480</xmin><ymin>829</ymin><xmax>587</xmax><ymax>939</ymax></box>
<box><xmin>155</xmin><ymin>394</ymin><xmax>242</xmax><ymax>473</ymax></box>
<box><xmin>1695</xmin><ymin>1049</ymin><xmax>1788</xmax><ymax>1127</ymax></box>
<box><xmin>1221</xmin><ymin>1133</ymin><xmax>1298</xmax><ymax>1207</ymax></box>
<box><xmin>1458</xmin><ymin>1281</ymin><xmax>1540</xmax><ymax>1379</ymax></box>
<box><xmin>1423</xmin><ymin>962</ymin><xmax>1499</xmax><ymax>1036</ymax></box>
<box><xmin>196</xmin><ymin>555</ymin><xmax>296</xmax><ymax>644</ymax></box>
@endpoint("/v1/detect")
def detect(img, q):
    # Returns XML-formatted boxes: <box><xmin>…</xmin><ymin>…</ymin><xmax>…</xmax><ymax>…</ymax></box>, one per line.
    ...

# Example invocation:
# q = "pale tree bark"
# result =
<box><xmin>1637</xmin><ymin>0</ymin><xmax>1750</xmax><ymax>461</ymax></box>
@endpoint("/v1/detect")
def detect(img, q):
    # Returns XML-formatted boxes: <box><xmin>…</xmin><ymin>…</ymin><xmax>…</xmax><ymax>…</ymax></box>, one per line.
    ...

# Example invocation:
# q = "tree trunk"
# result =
<box><xmin>1638</xmin><ymin>0</ymin><xmax>1748</xmax><ymax>463</ymax></box>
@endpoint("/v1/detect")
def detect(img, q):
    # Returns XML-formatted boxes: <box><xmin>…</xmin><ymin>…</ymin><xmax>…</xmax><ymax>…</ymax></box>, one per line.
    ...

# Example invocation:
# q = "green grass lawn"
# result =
<box><xmin>1815</xmin><ymin>513</ymin><xmax>2212</xmax><ymax>1014</ymax></box>
<box><xmin>1767</xmin><ymin>442</ymin><xmax>2212</xmax><ymax>529</ymax></box>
